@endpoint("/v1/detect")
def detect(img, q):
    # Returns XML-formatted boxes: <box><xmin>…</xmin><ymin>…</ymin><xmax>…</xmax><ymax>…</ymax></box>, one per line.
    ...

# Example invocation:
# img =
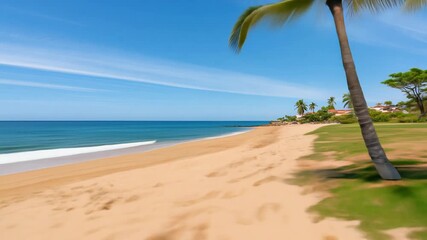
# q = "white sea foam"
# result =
<box><xmin>201</xmin><ymin>130</ymin><xmax>250</xmax><ymax>140</ymax></box>
<box><xmin>0</xmin><ymin>141</ymin><xmax>156</xmax><ymax>165</ymax></box>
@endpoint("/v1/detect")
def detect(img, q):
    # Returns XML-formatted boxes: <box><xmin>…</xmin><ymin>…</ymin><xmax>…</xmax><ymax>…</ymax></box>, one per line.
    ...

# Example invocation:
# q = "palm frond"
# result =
<box><xmin>229</xmin><ymin>0</ymin><xmax>314</xmax><ymax>52</ymax></box>
<box><xmin>346</xmin><ymin>0</ymin><xmax>404</xmax><ymax>13</ymax></box>
<box><xmin>404</xmin><ymin>0</ymin><xmax>427</xmax><ymax>11</ymax></box>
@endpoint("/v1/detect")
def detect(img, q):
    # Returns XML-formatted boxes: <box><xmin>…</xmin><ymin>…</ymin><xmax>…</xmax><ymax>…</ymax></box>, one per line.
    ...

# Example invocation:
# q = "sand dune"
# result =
<box><xmin>0</xmin><ymin>125</ymin><xmax>365</xmax><ymax>240</ymax></box>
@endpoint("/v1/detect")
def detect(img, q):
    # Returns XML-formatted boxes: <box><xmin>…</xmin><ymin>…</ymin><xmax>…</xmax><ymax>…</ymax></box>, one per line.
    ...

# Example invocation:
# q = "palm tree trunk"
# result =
<box><xmin>326</xmin><ymin>0</ymin><xmax>401</xmax><ymax>180</ymax></box>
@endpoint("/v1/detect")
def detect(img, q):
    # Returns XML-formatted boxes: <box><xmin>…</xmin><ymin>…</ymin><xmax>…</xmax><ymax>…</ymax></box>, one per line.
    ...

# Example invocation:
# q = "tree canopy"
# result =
<box><xmin>229</xmin><ymin>0</ymin><xmax>427</xmax><ymax>52</ymax></box>
<box><xmin>382</xmin><ymin>68</ymin><xmax>427</xmax><ymax>116</ymax></box>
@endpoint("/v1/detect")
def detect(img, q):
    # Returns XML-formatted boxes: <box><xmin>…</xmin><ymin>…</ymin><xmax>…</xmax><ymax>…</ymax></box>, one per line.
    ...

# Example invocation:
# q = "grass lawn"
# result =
<box><xmin>295</xmin><ymin>123</ymin><xmax>427</xmax><ymax>240</ymax></box>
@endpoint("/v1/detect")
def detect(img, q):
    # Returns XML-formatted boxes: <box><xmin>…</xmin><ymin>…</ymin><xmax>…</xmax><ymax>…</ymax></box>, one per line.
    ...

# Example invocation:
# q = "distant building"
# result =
<box><xmin>369</xmin><ymin>104</ymin><xmax>399</xmax><ymax>113</ymax></box>
<box><xmin>328</xmin><ymin>109</ymin><xmax>352</xmax><ymax>116</ymax></box>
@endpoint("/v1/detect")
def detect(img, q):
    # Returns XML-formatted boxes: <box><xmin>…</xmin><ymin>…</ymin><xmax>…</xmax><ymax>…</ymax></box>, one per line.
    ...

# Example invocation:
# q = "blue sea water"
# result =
<box><xmin>0</xmin><ymin>121</ymin><xmax>267</xmax><ymax>155</ymax></box>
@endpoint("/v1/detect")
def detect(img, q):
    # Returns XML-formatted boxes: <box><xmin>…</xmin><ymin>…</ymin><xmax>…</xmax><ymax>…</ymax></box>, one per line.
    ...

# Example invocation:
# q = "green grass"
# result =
<box><xmin>296</xmin><ymin>123</ymin><xmax>427</xmax><ymax>240</ymax></box>
<box><xmin>304</xmin><ymin>123</ymin><xmax>427</xmax><ymax>161</ymax></box>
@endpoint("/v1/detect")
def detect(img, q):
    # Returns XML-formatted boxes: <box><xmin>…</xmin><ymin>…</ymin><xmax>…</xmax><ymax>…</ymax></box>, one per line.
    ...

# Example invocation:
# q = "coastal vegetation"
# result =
<box><xmin>227</xmin><ymin>0</ymin><xmax>427</xmax><ymax>179</ymax></box>
<box><xmin>293</xmin><ymin>123</ymin><xmax>427</xmax><ymax>240</ymax></box>
<box><xmin>276</xmin><ymin>97</ymin><xmax>427</xmax><ymax>124</ymax></box>
<box><xmin>275</xmin><ymin>67</ymin><xmax>427</xmax><ymax>125</ymax></box>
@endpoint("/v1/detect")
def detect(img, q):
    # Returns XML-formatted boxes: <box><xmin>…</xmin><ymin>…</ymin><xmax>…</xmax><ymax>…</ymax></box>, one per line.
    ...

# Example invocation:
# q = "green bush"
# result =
<box><xmin>369</xmin><ymin>109</ymin><xmax>391</xmax><ymax>122</ymax></box>
<box><xmin>331</xmin><ymin>114</ymin><xmax>357</xmax><ymax>124</ymax></box>
<box><xmin>300</xmin><ymin>108</ymin><xmax>333</xmax><ymax>123</ymax></box>
<box><xmin>284</xmin><ymin>115</ymin><xmax>297</xmax><ymax>122</ymax></box>
<box><xmin>277</xmin><ymin>115</ymin><xmax>297</xmax><ymax>122</ymax></box>
<box><xmin>396</xmin><ymin>114</ymin><xmax>426</xmax><ymax>123</ymax></box>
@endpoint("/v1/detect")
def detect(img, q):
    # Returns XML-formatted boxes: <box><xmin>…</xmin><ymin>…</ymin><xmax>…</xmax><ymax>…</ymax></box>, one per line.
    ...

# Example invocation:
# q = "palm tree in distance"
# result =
<box><xmin>295</xmin><ymin>99</ymin><xmax>308</xmax><ymax>116</ymax></box>
<box><xmin>343</xmin><ymin>93</ymin><xmax>353</xmax><ymax>109</ymax></box>
<box><xmin>227</xmin><ymin>0</ymin><xmax>424</xmax><ymax>179</ymax></box>
<box><xmin>309</xmin><ymin>102</ymin><xmax>317</xmax><ymax>113</ymax></box>
<box><xmin>327</xmin><ymin>96</ymin><xmax>336</xmax><ymax>110</ymax></box>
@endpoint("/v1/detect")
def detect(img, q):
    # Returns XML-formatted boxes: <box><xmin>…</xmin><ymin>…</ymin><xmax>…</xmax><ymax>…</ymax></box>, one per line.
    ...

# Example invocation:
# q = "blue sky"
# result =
<box><xmin>0</xmin><ymin>0</ymin><xmax>426</xmax><ymax>120</ymax></box>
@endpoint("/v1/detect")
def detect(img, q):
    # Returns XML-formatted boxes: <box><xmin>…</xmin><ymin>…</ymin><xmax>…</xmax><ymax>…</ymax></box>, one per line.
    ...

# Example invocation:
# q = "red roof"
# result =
<box><xmin>328</xmin><ymin>109</ymin><xmax>352</xmax><ymax>114</ymax></box>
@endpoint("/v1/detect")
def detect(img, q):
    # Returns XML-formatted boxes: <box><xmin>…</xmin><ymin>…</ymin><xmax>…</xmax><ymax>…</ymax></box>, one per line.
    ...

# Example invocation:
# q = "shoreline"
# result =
<box><xmin>0</xmin><ymin>127</ymin><xmax>258</xmax><ymax>200</ymax></box>
<box><xmin>0</xmin><ymin>129</ymin><xmax>251</xmax><ymax>176</ymax></box>
<box><xmin>0</xmin><ymin>124</ymin><xmax>365</xmax><ymax>240</ymax></box>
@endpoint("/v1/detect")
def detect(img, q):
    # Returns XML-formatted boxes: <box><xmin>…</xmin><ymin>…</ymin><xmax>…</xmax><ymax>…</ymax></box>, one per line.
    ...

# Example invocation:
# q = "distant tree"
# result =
<box><xmin>384</xmin><ymin>100</ymin><xmax>393</xmax><ymax>106</ymax></box>
<box><xmin>309</xmin><ymin>102</ymin><xmax>317</xmax><ymax>113</ymax></box>
<box><xmin>295</xmin><ymin>99</ymin><xmax>308</xmax><ymax>116</ymax></box>
<box><xmin>342</xmin><ymin>93</ymin><xmax>353</xmax><ymax>109</ymax></box>
<box><xmin>382</xmin><ymin>68</ymin><xmax>427</xmax><ymax>117</ymax></box>
<box><xmin>327</xmin><ymin>96</ymin><xmax>336</xmax><ymax>110</ymax></box>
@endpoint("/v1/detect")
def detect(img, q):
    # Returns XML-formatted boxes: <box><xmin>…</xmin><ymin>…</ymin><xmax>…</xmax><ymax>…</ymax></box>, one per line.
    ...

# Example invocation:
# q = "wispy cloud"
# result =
<box><xmin>379</xmin><ymin>13</ymin><xmax>427</xmax><ymax>44</ymax></box>
<box><xmin>342</xmin><ymin>11</ymin><xmax>427</xmax><ymax>54</ymax></box>
<box><xmin>0</xmin><ymin>79</ymin><xmax>102</xmax><ymax>92</ymax></box>
<box><xmin>0</xmin><ymin>43</ymin><xmax>328</xmax><ymax>99</ymax></box>
<box><xmin>3</xmin><ymin>6</ymin><xmax>83</xmax><ymax>26</ymax></box>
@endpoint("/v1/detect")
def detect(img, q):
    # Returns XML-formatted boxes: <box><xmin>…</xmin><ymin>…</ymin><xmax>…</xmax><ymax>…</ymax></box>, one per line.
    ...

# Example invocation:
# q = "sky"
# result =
<box><xmin>0</xmin><ymin>0</ymin><xmax>426</xmax><ymax>120</ymax></box>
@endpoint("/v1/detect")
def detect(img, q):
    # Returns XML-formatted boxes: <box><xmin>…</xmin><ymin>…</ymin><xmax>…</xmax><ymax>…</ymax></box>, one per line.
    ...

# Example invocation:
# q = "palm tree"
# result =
<box><xmin>343</xmin><ymin>93</ymin><xmax>353</xmax><ymax>109</ymax></box>
<box><xmin>309</xmin><ymin>102</ymin><xmax>317</xmax><ymax>113</ymax></box>
<box><xmin>327</xmin><ymin>96</ymin><xmax>336</xmax><ymax>110</ymax></box>
<box><xmin>295</xmin><ymin>99</ymin><xmax>308</xmax><ymax>116</ymax></box>
<box><xmin>228</xmin><ymin>0</ymin><xmax>416</xmax><ymax>179</ymax></box>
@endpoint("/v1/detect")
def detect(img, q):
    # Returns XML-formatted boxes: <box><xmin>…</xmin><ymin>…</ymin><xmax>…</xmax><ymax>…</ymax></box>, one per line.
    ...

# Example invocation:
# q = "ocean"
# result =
<box><xmin>0</xmin><ymin>121</ymin><xmax>267</xmax><ymax>167</ymax></box>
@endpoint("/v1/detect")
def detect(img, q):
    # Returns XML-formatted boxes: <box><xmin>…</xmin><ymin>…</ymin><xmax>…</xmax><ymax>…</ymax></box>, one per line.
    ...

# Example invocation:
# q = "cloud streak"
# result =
<box><xmin>342</xmin><ymin>11</ymin><xmax>427</xmax><ymax>55</ymax></box>
<box><xmin>0</xmin><ymin>43</ymin><xmax>328</xmax><ymax>99</ymax></box>
<box><xmin>0</xmin><ymin>79</ymin><xmax>102</xmax><ymax>92</ymax></box>
<box><xmin>3</xmin><ymin>6</ymin><xmax>83</xmax><ymax>26</ymax></box>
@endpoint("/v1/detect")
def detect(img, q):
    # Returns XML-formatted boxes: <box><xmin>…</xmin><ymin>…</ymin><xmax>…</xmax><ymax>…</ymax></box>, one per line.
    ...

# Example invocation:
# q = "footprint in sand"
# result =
<box><xmin>125</xmin><ymin>195</ymin><xmax>140</xmax><ymax>203</ymax></box>
<box><xmin>256</xmin><ymin>203</ymin><xmax>281</xmax><ymax>221</ymax></box>
<box><xmin>252</xmin><ymin>175</ymin><xmax>283</xmax><ymax>187</ymax></box>
<box><xmin>206</xmin><ymin>157</ymin><xmax>257</xmax><ymax>178</ymax></box>
<box><xmin>206</xmin><ymin>170</ymin><xmax>228</xmax><ymax>178</ymax></box>
<box><xmin>175</xmin><ymin>191</ymin><xmax>221</xmax><ymax>207</ymax></box>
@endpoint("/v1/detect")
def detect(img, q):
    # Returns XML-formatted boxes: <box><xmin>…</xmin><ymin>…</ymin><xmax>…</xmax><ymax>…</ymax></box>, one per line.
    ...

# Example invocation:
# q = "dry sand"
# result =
<box><xmin>0</xmin><ymin>125</ymin><xmax>365</xmax><ymax>240</ymax></box>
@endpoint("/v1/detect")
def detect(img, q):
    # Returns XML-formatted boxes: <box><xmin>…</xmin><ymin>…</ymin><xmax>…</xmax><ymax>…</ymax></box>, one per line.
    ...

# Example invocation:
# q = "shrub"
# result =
<box><xmin>331</xmin><ymin>114</ymin><xmax>357</xmax><ymax>124</ymax></box>
<box><xmin>284</xmin><ymin>115</ymin><xmax>297</xmax><ymax>122</ymax></box>
<box><xmin>396</xmin><ymin>114</ymin><xmax>426</xmax><ymax>123</ymax></box>
<box><xmin>369</xmin><ymin>109</ymin><xmax>391</xmax><ymax>122</ymax></box>
<box><xmin>300</xmin><ymin>108</ymin><xmax>333</xmax><ymax>123</ymax></box>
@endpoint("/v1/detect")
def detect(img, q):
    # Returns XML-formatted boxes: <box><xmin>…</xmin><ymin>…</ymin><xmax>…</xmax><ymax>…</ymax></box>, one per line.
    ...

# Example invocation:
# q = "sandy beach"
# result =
<box><xmin>0</xmin><ymin>125</ymin><xmax>365</xmax><ymax>240</ymax></box>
